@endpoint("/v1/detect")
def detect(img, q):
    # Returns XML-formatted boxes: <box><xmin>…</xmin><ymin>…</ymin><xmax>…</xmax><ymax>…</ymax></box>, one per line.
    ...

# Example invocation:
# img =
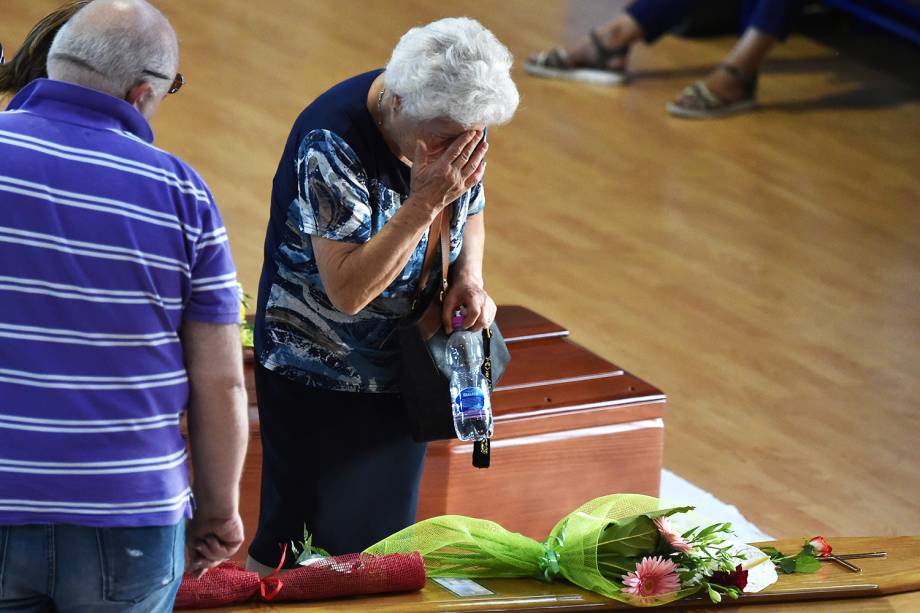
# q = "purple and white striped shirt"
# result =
<box><xmin>0</xmin><ymin>79</ymin><xmax>240</xmax><ymax>527</ymax></box>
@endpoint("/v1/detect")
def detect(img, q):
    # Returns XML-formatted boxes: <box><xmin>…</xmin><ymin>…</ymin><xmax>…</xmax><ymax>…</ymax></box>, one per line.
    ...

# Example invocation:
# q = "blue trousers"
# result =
<box><xmin>627</xmin><ymin>0</ymin><xmax>805</xmax><ymax>43</ymax></box>
<box><xmin>0</xmin><ymin>522</ymin><xmax>184</xmax><ymax>612</ymax></box>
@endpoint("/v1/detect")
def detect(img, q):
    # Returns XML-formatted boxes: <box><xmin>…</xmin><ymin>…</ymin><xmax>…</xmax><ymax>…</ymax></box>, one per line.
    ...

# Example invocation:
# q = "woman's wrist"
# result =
<box><xmin>402</xmin><ymin>194</ymin><xmax>442</xmax><ymax>225</ymax></box>
<box><xmin>451</xmin><ymin>268</ymin><xmax>484</xmax><ymax>288</ymax></box>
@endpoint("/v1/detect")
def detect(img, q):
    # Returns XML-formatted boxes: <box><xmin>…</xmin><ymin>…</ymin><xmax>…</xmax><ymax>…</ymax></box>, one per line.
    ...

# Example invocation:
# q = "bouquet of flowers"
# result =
<box><xmin>365</xmin><ymin>493</ymin><xmax>780</xmax><ymax>607</ymax></box>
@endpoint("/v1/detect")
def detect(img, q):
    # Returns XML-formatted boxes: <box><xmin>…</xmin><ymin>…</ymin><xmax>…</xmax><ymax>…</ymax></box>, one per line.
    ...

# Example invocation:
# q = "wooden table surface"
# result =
<box><xmin>218</xmin><ymin>536</ymin><xmax>920</xmax><ymax>612</ymax></box>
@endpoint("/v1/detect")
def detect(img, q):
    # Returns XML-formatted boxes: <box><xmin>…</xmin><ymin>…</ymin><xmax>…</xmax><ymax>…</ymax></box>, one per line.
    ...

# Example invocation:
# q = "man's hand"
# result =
<box><xmin>186</xmin><ymin>512</ymin><xmax>245</xmax><ymax>578</ymax></box>
<box><xmin>180</xmin><ymin>320</ymin><xmax>248</xmax><ymax>578</ymax></box>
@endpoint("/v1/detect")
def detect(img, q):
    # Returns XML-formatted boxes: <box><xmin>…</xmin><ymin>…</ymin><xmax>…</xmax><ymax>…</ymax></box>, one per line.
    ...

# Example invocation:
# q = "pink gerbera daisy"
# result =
<box><xmin>654</xmin><ymin>516</ymin><xmax>693</xmax><ymax>553</ymax></box>
<box><xmin>622</xmin><ymin>556</ymin><xmax>681</xmax><ymax>599</ymax></box>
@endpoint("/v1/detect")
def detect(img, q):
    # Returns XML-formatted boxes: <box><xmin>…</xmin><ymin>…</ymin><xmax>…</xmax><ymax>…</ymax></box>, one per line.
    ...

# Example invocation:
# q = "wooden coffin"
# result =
<box><xmin>414</xmin><ymin>306</ymin><xmax>665</xmax><ymax>539</ymax></box>
<box><xmin>230</xmin><ymin>306</ymin><xmax>665</xmax><ymax>558</ymax></box>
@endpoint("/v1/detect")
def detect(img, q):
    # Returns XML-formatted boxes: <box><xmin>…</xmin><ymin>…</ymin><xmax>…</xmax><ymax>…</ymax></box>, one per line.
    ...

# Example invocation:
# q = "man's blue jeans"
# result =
<box><xmin>0</xmin><ymin>522</ymin><xmax>184</xmax><ymax>612</ymax></box>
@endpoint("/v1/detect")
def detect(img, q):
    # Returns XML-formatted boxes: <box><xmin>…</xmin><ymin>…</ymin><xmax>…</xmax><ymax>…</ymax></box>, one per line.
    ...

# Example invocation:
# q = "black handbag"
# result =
<box><xmin>397</xmin><ymin>208</ymin><xmax>510</xmax><ymax>467</ymax></box>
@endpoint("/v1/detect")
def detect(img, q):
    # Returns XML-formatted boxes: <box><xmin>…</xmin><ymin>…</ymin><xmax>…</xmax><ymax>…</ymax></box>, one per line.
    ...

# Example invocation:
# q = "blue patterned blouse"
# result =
<box><xmin>254</xmin><ymin>70</ymin><xmax>484</xmax><ymax>393</ymax></box>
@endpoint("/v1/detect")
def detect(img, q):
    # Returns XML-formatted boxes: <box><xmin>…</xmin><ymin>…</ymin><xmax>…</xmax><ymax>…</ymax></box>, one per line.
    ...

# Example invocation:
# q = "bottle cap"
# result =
<box><xmin>451</xmin><ymin>313</ymin><xmax>466</xmax><ymax>330</ymax></box>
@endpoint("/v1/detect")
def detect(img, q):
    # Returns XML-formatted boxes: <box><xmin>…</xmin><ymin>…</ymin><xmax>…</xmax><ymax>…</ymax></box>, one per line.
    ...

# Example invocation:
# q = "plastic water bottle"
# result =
<box><xmin>446</xmin><ymin>312</ymin><xmax>493</xmax><ymax>441</ymax></box>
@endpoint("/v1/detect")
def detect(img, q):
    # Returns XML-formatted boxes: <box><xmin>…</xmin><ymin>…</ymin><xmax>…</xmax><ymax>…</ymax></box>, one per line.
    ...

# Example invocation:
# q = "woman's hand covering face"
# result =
<box><xmin>409</xmin><ymin>129</ymin><xmax>488</xmax><ymax>215</ymax></box>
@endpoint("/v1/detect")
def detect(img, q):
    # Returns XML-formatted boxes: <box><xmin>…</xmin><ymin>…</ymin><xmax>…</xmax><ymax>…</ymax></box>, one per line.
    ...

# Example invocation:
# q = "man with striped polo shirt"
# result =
<box><xmin>0</xmin><ymin>1</ymin><xmax>248</xmax><ymax>610</ymax></box>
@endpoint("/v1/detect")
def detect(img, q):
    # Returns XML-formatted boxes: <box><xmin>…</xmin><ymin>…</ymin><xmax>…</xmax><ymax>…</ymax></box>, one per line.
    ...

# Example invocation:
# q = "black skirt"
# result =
<box><xmin>247</xmin><ymin>363</ymin><xmax>427</xmax><ymax>566</ymax></box>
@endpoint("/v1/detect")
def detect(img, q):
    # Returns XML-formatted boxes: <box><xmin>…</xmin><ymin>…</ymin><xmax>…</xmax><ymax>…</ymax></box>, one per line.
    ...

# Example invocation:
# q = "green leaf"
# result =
<box><xmin>597</xmin><ymin>516</ymin><xmax>660</xmax><ymax>557</ymax></box>
<box><xmin>794</xmin><ymin>555</ymin><xmax>822</xmax><ymax>573</ymax></box>
<box><xmin>651</xmin><ymin>505</ymin><xmax>696</xmax><ymax>518</ymax></box>
<box><xmin>761</xmin><ymin>546</ymin><xmax>784</xmax><ymax>559</ymax></box>
<box><xmin>596</xmin><ymin>556</ymin><xmax>637</xmax><ymax>577</ymax></box>
<box><xmin>778</xmin><ymin>557</ymin><xmax>797</xmax><ymax>574</ymax></box>
<box><xmin>291</xmin><ymin>525</ymin><xmax>331</xmax><ymax>565</ymax></box>
<box><xmin>695</xmin><ymin>524</ymin><xmax>720</xmax><ymax>539</ymax></box>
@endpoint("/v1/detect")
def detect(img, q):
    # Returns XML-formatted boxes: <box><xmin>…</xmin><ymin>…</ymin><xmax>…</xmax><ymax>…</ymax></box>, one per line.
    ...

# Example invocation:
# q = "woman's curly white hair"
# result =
<box><xmin>384</xmin><ymin>17</ymin><xmax>519</xmax><ymax>128</ymax></box>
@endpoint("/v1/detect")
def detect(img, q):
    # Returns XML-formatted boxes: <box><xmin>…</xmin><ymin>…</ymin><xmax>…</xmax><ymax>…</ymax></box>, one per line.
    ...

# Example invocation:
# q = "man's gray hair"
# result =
<box><xmin>47</xmin><ymin>0</ymin><xmax>178</xmax><ymax>99</ymax></box>
<box><xmin>384</xmin><ymin>17</ymin><xmax>519</xmax><ymax>128</ymax></box>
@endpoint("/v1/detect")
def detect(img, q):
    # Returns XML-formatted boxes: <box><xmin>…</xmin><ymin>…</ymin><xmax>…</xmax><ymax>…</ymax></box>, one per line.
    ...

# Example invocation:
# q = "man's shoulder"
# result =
<box><xmin>1</xmin><ymin>109</ymin><xmax>211</xmax><ymax>195</ymax></box>
<box><xmin>0</xmin><ymin>107</ymin><xmax>41</xmax><ymax>133</ymax></box>
<box><xmin>113</xmin><ymin>132</ymin><xmax>217</xmax><ymax>207</ymax></box>
<box><xmin>155</xmin><ymin>147</ymin><xmax>212</xmax><ymax>195</ymax></box>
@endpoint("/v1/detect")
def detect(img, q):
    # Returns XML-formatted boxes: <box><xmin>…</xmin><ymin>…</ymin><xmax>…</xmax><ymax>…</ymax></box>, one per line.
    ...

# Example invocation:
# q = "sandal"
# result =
<box><xmin>524</xmin><ymin>29</ymin><xmax>629</xmax><ymax>86</ymax></box>
<box><xmin>666</xmin><ymin>64</ymin><xmax>758</xmax><ymax>119</ymax></box>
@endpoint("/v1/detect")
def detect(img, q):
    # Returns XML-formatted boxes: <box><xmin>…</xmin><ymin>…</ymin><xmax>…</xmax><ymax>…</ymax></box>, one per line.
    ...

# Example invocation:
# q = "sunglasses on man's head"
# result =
<box><xmin>2</xmin><ymin>45</ymin><xmax>184</xmax><ymax>95</ymax></box>
<box><xmin>142</xmin><ymin>68</ymin><xmax>184</xmax><ymax>94</ymax></box>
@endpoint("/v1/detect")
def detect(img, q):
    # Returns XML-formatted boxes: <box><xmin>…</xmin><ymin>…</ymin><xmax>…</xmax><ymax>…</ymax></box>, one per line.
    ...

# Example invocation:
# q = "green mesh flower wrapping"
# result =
<box><xmin>365</xmin><ymin>514</ymin><xmax>545</xmax><ymax>578</ymax></box>
<box><xmin>365</xmin><ymin>494</ymin><xmax>703</xmax><ymax>606</ymax></box>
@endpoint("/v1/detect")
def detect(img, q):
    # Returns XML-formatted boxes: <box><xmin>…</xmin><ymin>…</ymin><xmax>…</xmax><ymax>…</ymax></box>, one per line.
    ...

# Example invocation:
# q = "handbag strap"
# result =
<box><xmin>418</xmin><ymin>206</ymin><xmax>492</xmax><ymax>468</ymax></box>
<box><xmin>482</xmin><ymin>327</ymin><xmax>493</xmax><ymax>390</ymax></box>
<box><xmin>414</xmin><ymin>207</ymin><xmax>452</xmax><ymax>303</ymax></box>
<box><xmin>473</xmin><ymin>325</ymin><xmax>492</xmax><ymax>469</ymax></box>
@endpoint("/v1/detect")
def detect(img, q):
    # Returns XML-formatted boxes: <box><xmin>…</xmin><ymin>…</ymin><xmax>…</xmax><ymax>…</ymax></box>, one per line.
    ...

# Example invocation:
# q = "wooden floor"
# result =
<box><xmin>3</xmin><ymin>1</ymin><xmax>919</xmax><ymax>540</ymax></box>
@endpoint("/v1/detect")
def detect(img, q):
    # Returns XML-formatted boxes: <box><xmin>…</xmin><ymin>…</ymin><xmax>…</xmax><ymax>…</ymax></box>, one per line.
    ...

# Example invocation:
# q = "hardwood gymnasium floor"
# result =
<box><xmin>3</xmin><ymin>1</ymin><xmax>919</xmax><ymax>540</ymax></box>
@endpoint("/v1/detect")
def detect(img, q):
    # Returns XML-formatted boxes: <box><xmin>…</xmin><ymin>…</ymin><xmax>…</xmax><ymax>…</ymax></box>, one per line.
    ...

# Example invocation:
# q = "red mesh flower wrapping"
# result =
<box><xmin>174</xmin><ymin>552</ymin><xmax>426</xmax><ymax>608</ymax></box>
<box><xmin>260</xmin><ymin>552</ymin><xmax>427</xmax><ymax>602</ymax></box>
<box><xmin>174</xmin><ymin>562</ymin><xmax>261</xmax><ymax>609</ymax></box>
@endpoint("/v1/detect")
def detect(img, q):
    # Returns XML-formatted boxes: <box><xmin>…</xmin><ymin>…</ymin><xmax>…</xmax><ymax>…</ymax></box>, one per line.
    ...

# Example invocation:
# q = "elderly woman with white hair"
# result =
<box><xmin>248</xmin><ymin>17</ymin><xmax>519</xmax><ymax>569</ymax></box>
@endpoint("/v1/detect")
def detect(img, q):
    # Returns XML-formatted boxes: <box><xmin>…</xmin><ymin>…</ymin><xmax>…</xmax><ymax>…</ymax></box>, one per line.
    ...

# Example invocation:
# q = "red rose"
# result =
<box><xmin>808</xmin><ymin>536</ymin><xmax>832</xmax><ymax>557</ymax></box>
<box><xmin>710</xmin><ymin>564</ymin><xmax>748</xmax><ymax>591</ymax></box>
